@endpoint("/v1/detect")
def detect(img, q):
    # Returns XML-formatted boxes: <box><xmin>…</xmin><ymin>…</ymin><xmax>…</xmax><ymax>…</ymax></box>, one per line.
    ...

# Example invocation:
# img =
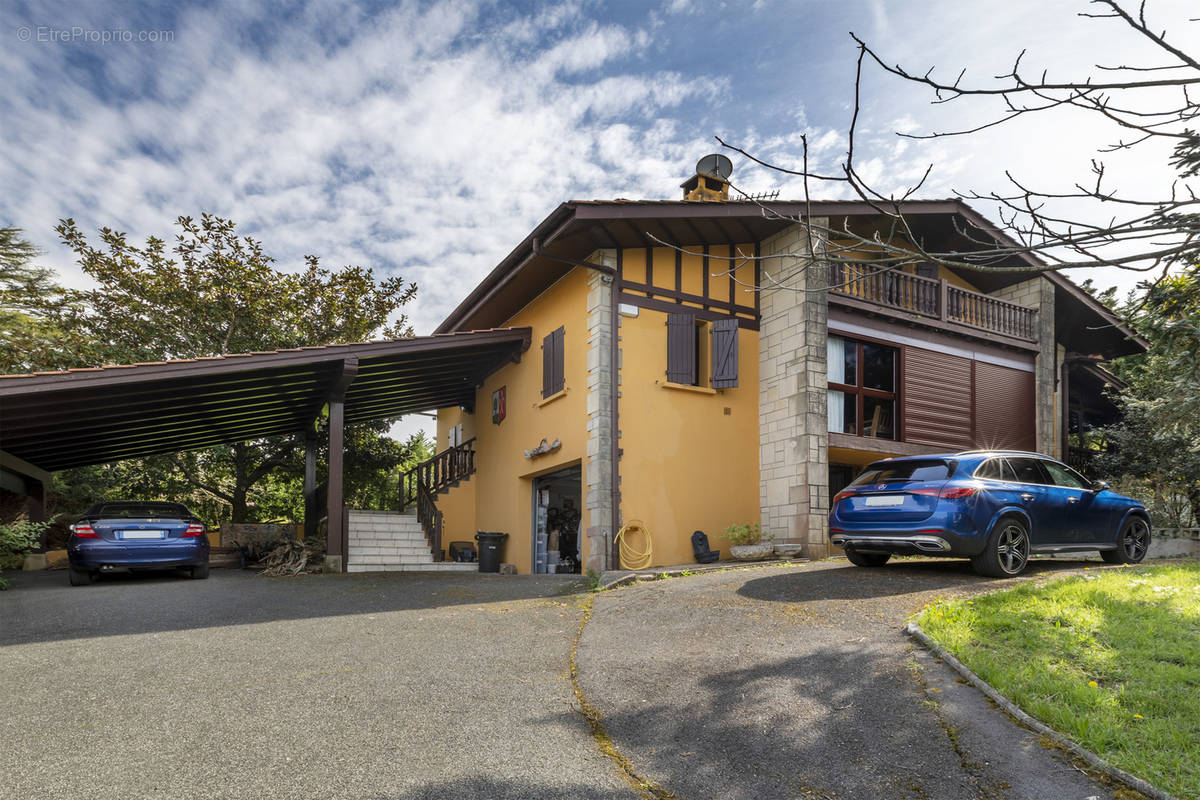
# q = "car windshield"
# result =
<box><xmin>93</xmin><ymin>502</ymin><xmax>192</xmax><ymax>519</ymax></box>
<box><xmin>849</xmin><ymin>459</ymin><xmax>951</xmax><ymax>486</ymax></box>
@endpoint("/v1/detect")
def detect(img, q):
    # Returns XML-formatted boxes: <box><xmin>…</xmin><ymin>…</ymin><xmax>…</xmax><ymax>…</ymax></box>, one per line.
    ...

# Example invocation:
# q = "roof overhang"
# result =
<box><xmin>0</xmin><ymin>328</ymin><xmax>530</xmax><ymax>472</ymax></box>
<box><xmin>435</xmin><ymin>199</ymin><xmax>1147</xmax><ymax>360</ymax></box>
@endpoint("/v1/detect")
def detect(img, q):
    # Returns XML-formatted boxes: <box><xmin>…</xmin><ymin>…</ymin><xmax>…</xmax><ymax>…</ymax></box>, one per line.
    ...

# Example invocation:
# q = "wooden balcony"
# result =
<box><xmin>827</xmin><ymin>263</ymin><xmax>1038</xmax><ymax>343</ymax></box>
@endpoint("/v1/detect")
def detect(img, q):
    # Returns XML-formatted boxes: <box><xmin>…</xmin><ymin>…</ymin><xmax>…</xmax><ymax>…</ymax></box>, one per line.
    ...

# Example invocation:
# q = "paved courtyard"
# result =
<box><xmin>0</xmin><ymin>559</ymin><xmax>1131</xmax><ymax>799</ymax></box>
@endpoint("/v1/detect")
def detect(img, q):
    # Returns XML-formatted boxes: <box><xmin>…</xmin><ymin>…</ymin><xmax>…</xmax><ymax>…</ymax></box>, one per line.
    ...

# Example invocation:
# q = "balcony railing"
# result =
<box><xmin>828</xmin><ymin>263</ymin><xmax>1038</xmax><ymax>342</ymax></box>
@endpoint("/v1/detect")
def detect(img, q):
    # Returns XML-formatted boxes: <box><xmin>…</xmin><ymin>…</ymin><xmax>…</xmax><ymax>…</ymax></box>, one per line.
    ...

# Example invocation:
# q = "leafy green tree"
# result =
<box><xmin>43</xmin><ymin>214</ymin><xmax>421</xmax><ymax>523</ymax></box>
<box><xmin>55</xmin><ymin>214</ymin><xmax>415</xmax><ymax>364</ymax></box>
<box><xmin>1097</xmin><ymin>263</ymin><xmax>1200</xmax><ymax>526</ymax></box>
<box><xmin>0</xmin><ymin>228</ymin><xmax>82</xmax><ymax>373</ymax></box>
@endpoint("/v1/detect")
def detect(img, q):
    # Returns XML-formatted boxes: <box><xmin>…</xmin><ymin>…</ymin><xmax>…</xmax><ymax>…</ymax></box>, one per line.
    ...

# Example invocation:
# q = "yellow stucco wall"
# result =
<box><xmin>616</xmin><ymin>306</ymin><xmax>760</xmax><ymax>566</ymax></box>
<box><xmin>435</xmin><ymin>245</ymin><xmax>761</xmax><ymax>572</ymax></box>
<box><xmin>432</xmin><ymin>404</ymin><xmax>478</xmax><ymax>558</ymax></box>
<box><xmin>437</xmin><ymin>267</ymin><xmax>592</xmax><ymax>573</ymax></box>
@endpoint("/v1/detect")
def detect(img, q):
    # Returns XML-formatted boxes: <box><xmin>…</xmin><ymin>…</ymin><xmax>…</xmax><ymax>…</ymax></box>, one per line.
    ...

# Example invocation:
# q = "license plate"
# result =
<box><xmin>864</xmin><ymin>496</ymin><xmax>904</xmax><ymax>507</ymax></box>
<box><xmin>121</xmin><ymin>530</ymin><xmax>165</xmax><ymax>539</ymax></box>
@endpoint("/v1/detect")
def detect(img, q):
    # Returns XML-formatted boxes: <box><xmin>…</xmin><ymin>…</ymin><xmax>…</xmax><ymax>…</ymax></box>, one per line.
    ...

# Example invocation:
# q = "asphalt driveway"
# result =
<box><xmin>1</xmin><ymin>558</ymin><xmax>1134</xmax><ymax>800</ymax></box>
<box><xmin>578</xmin><ymin>558</ymin><xmax>1134</xmax><ymax>800</ymax></box>
<box><xmin>0</xmin><ymin>568</ymin><xmax>628</xmax><ymax>800</ymax></box>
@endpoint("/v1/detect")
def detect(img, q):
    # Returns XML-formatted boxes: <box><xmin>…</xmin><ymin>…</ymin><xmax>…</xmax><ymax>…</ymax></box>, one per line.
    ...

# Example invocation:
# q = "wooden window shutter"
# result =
<box><xmin>541</xmin><ymin>330</ymin><xmax>554</xmax><ymax>398</ymax></box>
<box><xmin>666</xmin><ymin>312</ymin><xmax>697</xmax><ymax>385</ymax></box>
<box><xmin>551</xmin><ymin>326</ymin><xmax>565</xmax><ymax>394</ymax></box>
<box><xmin>541</xmin><ymin>327</ymin><xmax>566</xmax><ymax>398</ymax></box>
<box><xmin>710</xmin><ymin>318</ymin><xmax>739</xmax><ymax>388</ymax></box>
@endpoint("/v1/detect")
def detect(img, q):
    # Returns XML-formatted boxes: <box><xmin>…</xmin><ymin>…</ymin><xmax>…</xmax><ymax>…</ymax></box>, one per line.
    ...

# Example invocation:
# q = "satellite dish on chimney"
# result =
<box><xmin>696</xmin><ymin>154</ymin><xmax>733</xmax><ymax>180</ymax></box>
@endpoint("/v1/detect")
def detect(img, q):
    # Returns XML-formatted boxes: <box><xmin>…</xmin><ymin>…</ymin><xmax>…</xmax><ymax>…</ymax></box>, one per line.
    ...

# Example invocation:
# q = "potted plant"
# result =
<box><xmin>723</xmin><ymin>522</ymin><xmax>774</xmax><ymax>561</ymax></box>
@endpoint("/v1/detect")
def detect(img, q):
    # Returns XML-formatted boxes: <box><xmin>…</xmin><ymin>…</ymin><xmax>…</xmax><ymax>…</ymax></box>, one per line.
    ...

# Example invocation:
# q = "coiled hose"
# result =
<box><xmin>614</xmin><ymin>519</ymin><xmax>653</xmax><ymax>570</ymax></box>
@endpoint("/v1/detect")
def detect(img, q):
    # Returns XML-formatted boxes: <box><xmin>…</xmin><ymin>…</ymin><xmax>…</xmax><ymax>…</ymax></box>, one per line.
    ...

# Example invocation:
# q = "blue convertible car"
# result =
<box><xmin>828</xmin><ymin>451</ymin><xmax>1151</xmax><ymax>577</ymax></box>
<box><xmin>67</xmin><ymin>501</ymin><xmax>211</xmax><ymax>586</ymax></box>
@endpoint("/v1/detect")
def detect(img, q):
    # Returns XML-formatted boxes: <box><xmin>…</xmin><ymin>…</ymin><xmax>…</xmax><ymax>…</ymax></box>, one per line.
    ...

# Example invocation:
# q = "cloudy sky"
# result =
<box><xmin>3</xmin><ymin>1</ymin><xmax>1195</xmax><ymax>389</ymax></box>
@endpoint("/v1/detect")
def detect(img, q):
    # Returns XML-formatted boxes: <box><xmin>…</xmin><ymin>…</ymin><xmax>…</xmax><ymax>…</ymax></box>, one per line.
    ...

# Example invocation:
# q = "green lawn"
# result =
<box><xmin>916</xmin><ymin>562</ymin><xmax>1200</xmax><ymax>799</ymax></box>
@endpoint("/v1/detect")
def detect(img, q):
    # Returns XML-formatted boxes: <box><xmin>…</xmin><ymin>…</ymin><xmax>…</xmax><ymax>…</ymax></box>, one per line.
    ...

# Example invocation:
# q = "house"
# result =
<box><xmin>0</xmin><ymin>163</ymin><xmax>1142</xmax><ymax>577</ymax></box>
<box><xmin>410</xmin><ymin>163</ymin><xmax>1146</xmax><ymax>576</ymax></box>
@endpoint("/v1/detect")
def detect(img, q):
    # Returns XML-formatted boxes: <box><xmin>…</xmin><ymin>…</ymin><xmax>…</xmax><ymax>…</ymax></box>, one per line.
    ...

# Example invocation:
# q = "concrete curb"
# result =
<box><xmin>598</xmin><ymin>558</ymin><xmax>805</xmax><ymax>592</ymax></box>
<box><xmin>905</xmin><ymin>621</ymin><xmax>1179</xmax><ymax>800</ymax></box>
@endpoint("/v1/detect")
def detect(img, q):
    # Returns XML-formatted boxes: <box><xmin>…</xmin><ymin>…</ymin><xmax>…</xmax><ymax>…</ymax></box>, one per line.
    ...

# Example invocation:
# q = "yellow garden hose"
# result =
<box><xmin>614</xmin><ymin>520</ymin><xmax>654</xmax><ymax>570</ymax></box>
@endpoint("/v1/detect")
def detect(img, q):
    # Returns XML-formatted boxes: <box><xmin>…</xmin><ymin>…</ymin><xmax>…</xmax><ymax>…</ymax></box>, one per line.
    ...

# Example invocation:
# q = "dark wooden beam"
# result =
<box><xmin>304</xmin><ymin>430</ymin><xmax>318</xmax><ymax>543</ymax></box>
<box><xmin>325</xmin><ymin>357</ymin><xmax>359</xmax><ymax>568</ymax></box>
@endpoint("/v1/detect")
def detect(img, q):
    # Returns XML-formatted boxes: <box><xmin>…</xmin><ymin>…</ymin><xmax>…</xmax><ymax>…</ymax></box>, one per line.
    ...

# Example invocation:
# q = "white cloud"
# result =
<box><xmin>1</xmin><ymin>0</ymin><xmax>724</xmax><ymax>339</ymax></box>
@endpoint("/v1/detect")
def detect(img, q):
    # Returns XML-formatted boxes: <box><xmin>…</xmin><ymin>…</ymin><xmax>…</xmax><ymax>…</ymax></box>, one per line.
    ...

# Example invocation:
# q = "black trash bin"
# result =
<box><xmin>475</xmin><ymin>531</ymin><xmax>509</xmax><ymax>573</ymax></box>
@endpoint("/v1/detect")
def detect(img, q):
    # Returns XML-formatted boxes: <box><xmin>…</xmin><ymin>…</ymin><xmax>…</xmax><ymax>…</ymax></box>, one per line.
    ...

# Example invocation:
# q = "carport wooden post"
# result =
<box><xmin>324</xmin><ymin>357</ymin><xmax>359</xmax><ymax>572</ymax></box>
<box><xmin>303</xmin><ymin>430</ymin><xmax>318</xmax><ymax>543</ymax></box>
<box><xmin>26</xmin><ymin>478</ymin><xmax>46</xmax><ymax>549</ymax></box>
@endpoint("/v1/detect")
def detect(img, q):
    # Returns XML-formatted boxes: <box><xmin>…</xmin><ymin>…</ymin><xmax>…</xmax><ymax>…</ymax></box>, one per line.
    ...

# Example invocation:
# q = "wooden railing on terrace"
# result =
<box><xmin>828</xmin><ymin>263</ymin><xmax>1038</xmax><ymax>342</ymax></box>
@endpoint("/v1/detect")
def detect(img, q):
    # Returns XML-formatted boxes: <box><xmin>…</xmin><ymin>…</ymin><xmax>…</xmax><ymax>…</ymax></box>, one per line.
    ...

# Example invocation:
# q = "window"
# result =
<box><xmin>827</xmin><ymin>335</ymin><xmax>898</xmax><ymax>439</ymax></box>
<box><xmin>541</xmin><ymin>326</ymin><xmax>565</xmax><ymax>398</ymax></box>
<box><xmin>666</xmin><ymin>313</ymin><xmax>739</xmax><ymax>388</ymax></box>
<box><xmin>1007</xmin><ymin>457</ymin><xmax>1051</xmax><ymax>485</ymax></box>
<box><xmin>914</xmin><ymin>261</ymin><xmax>939</xmax><ymax>280</ymax></box>
<box><xmin>850</xmin><ymin>459</ymin><xmax>951</xmax><ymax>485</ymax></box>
<box><xmin>1042</xmin><ymin>460</ymin><xmax>1090</xmax><ymax>489</ymax></box>
<box><xmin>975</xmin><ymin>458</ymin><xmax>1018</xmax><ymax>482</ymax></box>
<box><xmin>448</xmin><ymin>423</ymin><xmax>463</xmax><ymax>449</ymax></box>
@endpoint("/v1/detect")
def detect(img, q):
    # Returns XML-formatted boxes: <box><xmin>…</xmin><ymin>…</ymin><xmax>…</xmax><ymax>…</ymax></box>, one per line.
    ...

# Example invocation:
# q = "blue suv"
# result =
<box><xmin>828</xmin><ymin>451</ymin><xmax>1151</xmax><ymax>577</ymax></box>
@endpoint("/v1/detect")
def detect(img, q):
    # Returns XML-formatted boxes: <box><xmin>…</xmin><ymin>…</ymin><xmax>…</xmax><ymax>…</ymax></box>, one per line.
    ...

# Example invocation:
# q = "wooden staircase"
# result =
<box><xmin>398</xmin><ymin>438</ymin><xmax>477</xmax><ymax>561</ymax></box>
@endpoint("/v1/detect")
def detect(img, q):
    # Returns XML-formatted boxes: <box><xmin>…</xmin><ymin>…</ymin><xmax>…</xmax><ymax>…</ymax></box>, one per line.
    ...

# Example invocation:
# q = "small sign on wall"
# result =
<box><xmin>492</xmin><ymin>386</ymin><xmax>506</xmax><ymax>424</ymax></box>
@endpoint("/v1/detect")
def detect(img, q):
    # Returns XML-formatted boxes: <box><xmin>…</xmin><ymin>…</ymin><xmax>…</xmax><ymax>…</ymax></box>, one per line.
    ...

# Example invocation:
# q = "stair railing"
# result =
<box><xmin>415</xmin><ymin>481</ymin><xmax>444</xmax><ymax>561</ymax></box>
<box><xmin>400</xmin><ymin>438</ymin><xmax>476</xmax><ymax>510</ymax></box>
<box><xmin>398</xmin><ymin>438</ymin><xmax>476</xmax><ymax>561</ymax></box>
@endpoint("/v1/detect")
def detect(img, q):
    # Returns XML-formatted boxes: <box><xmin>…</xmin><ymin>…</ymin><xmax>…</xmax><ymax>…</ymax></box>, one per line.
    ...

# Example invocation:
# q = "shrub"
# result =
<box><xmin>723</xmin><ymin>521</ymin><xmax>771</xmax><ymax>546</ymax></box>
<box><xmin>0</xmin><ymin>520</ymin><xmax>47</xmax><ymax>590</ymax></box>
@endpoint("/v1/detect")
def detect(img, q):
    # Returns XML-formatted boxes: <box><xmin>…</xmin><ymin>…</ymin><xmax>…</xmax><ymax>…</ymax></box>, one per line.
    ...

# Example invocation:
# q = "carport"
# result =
<box><xmin>0</xmin><ymin>328</ymin><xmax>531</xmax><ymax>570</ymax></box>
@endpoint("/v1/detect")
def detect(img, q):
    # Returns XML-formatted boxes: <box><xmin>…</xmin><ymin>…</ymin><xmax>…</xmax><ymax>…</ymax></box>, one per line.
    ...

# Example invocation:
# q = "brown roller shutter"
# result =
<box><xmin>902</xmin><ymin>347</ymin><xmax>973</xmax><ymax>449</ymax></box>
<box><xmin>666</xmin><ymin>313</ymin><xmax>696</xmax><ymax>384</ymax></box>
<box><xmin>973</xmin><ymin>361</ymin><xmax>1036</xmax><ymax>450</ymax></box>
<box><xmin>710</xmin><ymin>318</ymin><xmax>738</xmax><ymax>388</ymax></box>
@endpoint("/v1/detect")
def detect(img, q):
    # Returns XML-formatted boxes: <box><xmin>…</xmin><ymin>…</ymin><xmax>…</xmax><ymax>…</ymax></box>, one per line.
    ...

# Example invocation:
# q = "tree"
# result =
<box><xmin>44</xmin><ymin>214</ymin><xmax>420</xmax><ymax>523</ymax></box>
<box><xmin>0</xmin><ymin>228</ymin><xmax>82</xmax><ymax>373</ymax></box>
<box><xmin>54</xmin><ymin>213</ymin><xmax>416</xmax><ymax>365</ymax></box>
<box><xmin>716</xmin><ymin>0</ymin><xmax>1199</xmax><ymax>283</ymax></box>
<box><xmin>1096</xmin><ymin>260</ymin><xmax>1200</xmax><ymax>525</ymax></box>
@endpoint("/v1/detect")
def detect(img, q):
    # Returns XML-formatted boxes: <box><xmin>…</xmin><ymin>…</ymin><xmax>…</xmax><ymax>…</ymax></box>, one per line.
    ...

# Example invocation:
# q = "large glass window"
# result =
<box><xmin>827</xmin><ymin>335</ymin><xmax>898</xmax><ymax>439</ymax></box>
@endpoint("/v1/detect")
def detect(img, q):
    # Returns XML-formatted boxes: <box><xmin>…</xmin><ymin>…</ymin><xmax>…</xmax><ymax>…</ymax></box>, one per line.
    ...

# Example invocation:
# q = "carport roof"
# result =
<box><xmin>0</xmin><ymin>328</ymin><xmax>530</xmax><ymax>472</ymax></box>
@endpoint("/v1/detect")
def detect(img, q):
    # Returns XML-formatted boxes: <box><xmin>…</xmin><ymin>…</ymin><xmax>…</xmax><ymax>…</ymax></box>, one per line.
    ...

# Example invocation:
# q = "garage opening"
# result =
<box><xmin>532</xmin><ymin>465</ymin><xmax>581</xmax><ymax>574</ymax></box>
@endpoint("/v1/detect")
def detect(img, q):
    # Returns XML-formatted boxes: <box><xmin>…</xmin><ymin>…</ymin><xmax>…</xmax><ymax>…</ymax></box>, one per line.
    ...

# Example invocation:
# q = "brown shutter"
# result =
<box><xmin>541</xmin><ymin>329</ymin><xmax>560</xmax><ymax>398</ymax></box>
<box><xmin>973</xmin><ymin>361</ymin><xmax>1036</xmax><ymax>450</ymax></box>
<box><xmin>551</xmin><ymin>326</ymin><xmax>565</xmax><ymax>394</ymax></box>
<box><xmin>666</xmin><ymin>313</ymin><xmax>696</xmax><ymax>384</ymax></box>
<box><xmin>902</xmin><ymin>346</ymin><xmax>973</xmax><ymax>448</ymax></box>
<box><xmin>710</xmin><ymin>318</ymin><xmax>739</xmax><ymax>388</ymax></box>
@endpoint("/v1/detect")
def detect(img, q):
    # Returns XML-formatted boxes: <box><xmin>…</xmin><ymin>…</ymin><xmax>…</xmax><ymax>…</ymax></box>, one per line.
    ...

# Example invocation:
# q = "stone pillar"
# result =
<box><xmin>757</xmin><ymin>222</ymin><xmax>831</xmax><ymax>559</ymax></box>
<box><xmin>990</xmin><ymin>277</ymin><xmax>1056</xmax><ymax>455</ymax></box>
<box><xmin>584</xmin><ymin>252</ymin><xmax>617</xmax><ymax>573</ymax></box>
